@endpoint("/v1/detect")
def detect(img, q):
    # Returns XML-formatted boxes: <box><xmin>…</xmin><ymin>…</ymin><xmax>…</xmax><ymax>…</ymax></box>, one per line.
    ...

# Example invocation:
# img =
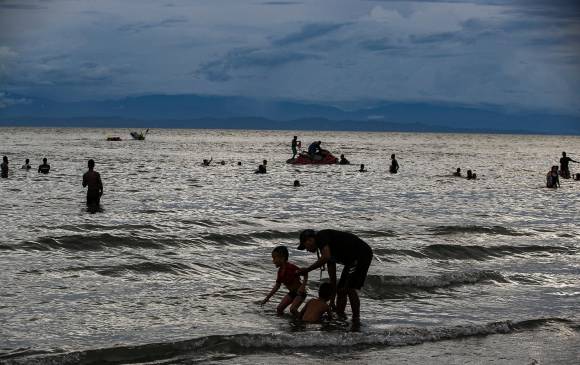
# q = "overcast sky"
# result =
<box><xmin>0</xmin><ymin>0</ymin><xmax>579</xmax><ymax>114</ymax></box>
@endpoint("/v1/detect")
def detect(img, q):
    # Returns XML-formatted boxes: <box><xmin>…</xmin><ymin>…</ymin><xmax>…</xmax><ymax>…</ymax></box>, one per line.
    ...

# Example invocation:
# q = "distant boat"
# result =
<box><xmin>130</xmin><ymin>129</ymin><xmax>149</xmax><ymax>140</ymax></box>
<box><xmin>106</xmin><ymin>136</ymin><xmax>122</xmax><ymax>141</ymax></box>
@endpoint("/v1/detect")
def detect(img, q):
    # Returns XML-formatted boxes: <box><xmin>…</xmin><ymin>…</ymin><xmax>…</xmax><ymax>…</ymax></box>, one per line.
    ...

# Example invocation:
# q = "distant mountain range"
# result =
<box><xmin>1</xmin><ymin>93</ymin><xmax>579</xmax><ymax>134</ymax></box>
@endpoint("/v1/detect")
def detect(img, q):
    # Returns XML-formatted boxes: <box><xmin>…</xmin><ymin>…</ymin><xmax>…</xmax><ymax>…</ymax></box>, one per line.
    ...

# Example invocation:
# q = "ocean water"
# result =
<box><xmin>0</xmin><ymin>127</ymin><xmax>578</xmax><ymax>364</ymax></box>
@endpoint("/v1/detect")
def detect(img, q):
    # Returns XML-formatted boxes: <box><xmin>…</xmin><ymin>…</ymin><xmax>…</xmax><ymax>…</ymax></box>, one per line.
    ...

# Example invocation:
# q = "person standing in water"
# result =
<box><xmin>38</xmin><ymin>158</ymin><xmax>51</xmax><ymax>174</ymax></box>
<box><xmin>1</xmin><ymin>156</ymin><xmax>8</xmax><ymax>178</ymax></box>
<box><xmin>82</xmin><ymin>159</ymin><xmax>103</xmax><ymax>208</ymax></box>
<box><xmin>559</xmin><ymin>152</ymin><xmax>578</xmax><ymax>179</ymax></box>
<box><xmin>389</xmin><ymin>154</ymin><xmax>399</xmax><ymax>174</ymax></box>
<box><xmin>296</xmin><ymin>229</ymin><xmax>373</xmax><ymax>322</ymax></box>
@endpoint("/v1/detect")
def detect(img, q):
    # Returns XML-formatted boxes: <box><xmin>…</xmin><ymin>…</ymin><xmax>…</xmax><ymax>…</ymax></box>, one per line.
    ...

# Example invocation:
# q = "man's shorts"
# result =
<box><xmin>338</xmin><ymin>255</ymin><xmax>373</xmax><ymax>290</ymax></box>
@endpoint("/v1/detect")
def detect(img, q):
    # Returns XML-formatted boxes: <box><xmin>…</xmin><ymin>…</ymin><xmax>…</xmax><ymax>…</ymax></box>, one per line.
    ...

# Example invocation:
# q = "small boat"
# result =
<box><xmin>106</xmin><ymin>136</ymin><xmax>122</xmax><ymax>141</ymax></box>
<box><xmin>130</xmin><ymin>128</ymin><xmax>149</xmax><ymax>140</ymax></box>
<box><xmin>287</xmin><ymin>151</ymin><xmax>338</xmax><ymax>165</ymax></box>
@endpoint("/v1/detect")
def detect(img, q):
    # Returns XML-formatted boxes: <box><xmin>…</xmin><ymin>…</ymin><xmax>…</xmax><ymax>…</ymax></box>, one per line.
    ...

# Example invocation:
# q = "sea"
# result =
<box><xmin>0</xmin><ymin>128</ymin><xmax>578</xmax><ymax>364</ymax></box>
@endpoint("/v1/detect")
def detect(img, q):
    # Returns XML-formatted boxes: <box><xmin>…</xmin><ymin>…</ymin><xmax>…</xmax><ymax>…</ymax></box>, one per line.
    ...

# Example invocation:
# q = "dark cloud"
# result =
<box><xmin>118</xmin><ymin>17</ymin><xmax>188</xmax><ymax>33</ymax></box>
<box><xmin>273</xmin><ymin>23</ymin><xmax>349</xmax><ymax>46</ymax></box>
<box><xmin>0</xmin><ymin>0</ymin><xmax>47</xmax><ymax>10</ymax></box>
<box><xmin>197</xmin><ymin>48</ymin><xmax>321</xmax><ymax>82</ymax></box>
<box><xmin>260</xmin><ymin>1</ymin><xmax>302</xmax><ymax>4</ymax></box>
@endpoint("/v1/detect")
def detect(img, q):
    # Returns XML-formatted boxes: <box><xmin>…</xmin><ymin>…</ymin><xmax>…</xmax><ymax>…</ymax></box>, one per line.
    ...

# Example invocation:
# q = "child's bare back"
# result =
<box><xmin>300</xmin><ymin>298</ymin><xmax>330</xmax><ymax>322</ymax></box>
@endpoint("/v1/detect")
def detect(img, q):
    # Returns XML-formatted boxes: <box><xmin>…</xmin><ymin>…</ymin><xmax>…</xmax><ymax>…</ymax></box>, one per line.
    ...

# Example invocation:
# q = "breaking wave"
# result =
<box><xmin>3</xmin><ymin>318</ymin><xmax>572</xmax><ymax>365</ymax></box>
<box><xmin>428</xmin><ymin>225</ymin><xmax>532</xmax><ymax>236</ymax></box>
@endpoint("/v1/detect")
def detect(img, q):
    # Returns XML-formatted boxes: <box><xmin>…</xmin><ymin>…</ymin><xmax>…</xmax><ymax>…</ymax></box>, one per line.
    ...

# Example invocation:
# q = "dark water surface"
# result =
<box><xmin>0</xmin><ymin>128</ymin><xmax>578</xmax><ymax>364</ymax></box>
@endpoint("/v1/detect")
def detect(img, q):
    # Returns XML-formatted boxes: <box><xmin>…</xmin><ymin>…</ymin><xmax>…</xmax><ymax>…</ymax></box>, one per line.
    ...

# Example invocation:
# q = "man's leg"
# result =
<box><xmin>336</xmin><ymin>287</ymin><xmax>348</xmax><ymax>316</ymax></box>
<box><xmin>347</xmin><ymin>289</ymin><xmax>360</xmax><ymax>320</ymax></box>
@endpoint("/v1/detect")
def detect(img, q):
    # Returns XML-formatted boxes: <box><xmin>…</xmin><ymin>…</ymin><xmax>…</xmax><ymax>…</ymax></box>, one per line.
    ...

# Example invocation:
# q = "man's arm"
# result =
<box><xmin>300</xmin><ymin>245</ymin><xmax>332</xmax><ymax>275</ymax></box>
<box><xmin>327</xmin><ymin>261</ymin><xmax>337</xmax><ymax>308</ymax></box>
<box><xmin>82</xmin><ymin>173</ymin><xmax>87</xmax><ymax>187</ymax></box>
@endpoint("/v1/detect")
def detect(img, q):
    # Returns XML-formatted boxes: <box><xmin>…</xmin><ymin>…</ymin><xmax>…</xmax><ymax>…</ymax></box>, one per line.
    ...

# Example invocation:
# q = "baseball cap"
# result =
<box><xmin>297</xmin><ymin>229</ymin><xmax>316</xmax><ymax>250</ymax></box>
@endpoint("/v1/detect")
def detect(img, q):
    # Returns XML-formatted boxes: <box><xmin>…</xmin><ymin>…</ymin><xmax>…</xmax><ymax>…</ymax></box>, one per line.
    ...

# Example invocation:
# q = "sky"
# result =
<box><xmin>0</xmin><ymin>0</ymin><xmax>579</xmax><ymax>115</ymax></box>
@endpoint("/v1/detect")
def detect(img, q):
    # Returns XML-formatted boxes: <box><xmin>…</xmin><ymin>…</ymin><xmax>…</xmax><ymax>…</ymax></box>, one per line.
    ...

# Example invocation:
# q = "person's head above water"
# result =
<box><xmin>25</xmin><ymin>158</ymin><xmax>29</xmax><ymax>164</ymax></box>
<box><xmin>237</xmin><ymin>161</ymin><xmax>242</xmax><ymax>166</ymax></box>
<box><xmin>88</xmin><ymin>159</ymin><xmax>95</xmax><ymax>170</ymax></box>
<box><xmin>456</xmin><ymin>168</ymin><xmax>461</xmax><ymax>173</ymax></box>
<box><xmin>294</xmin><ymin>180</ymin><xmax>300</xmax><ymax>187</ymax></box>
<box><xmin>360</xmin><ymin>164</ymin><xmax>365</xmax><ymax>171</ymax></box>
<box><xmin>340</xmin><ymin>154</ymin><xmax>345</xmax><ymax>158</ymax></box>
<box><xmin>318</xmin><ymin>282</ymin><xmax>333</xmax><ymax>301</ymax></box>
<box><xmin>297</xmin><ymin>229</ymin><xmax>317</xmax><ymax>252</ymax></box>
<box><xmin>263</xmin><ymin>159</ymin><xmax>267</xmax><ymax>165</ymax></box>
<box><xmin>220</xmin><ymin>160</ymin><xmax>225</xmax><ymax>165</ymax></box>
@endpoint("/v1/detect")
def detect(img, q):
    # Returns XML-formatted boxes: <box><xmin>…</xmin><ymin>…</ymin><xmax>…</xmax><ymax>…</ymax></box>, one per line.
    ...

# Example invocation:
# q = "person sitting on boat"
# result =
<box><xmin>339</xmin><ymin>154</ymin><xmax>350</xmax><ymax>165</ymax></box>
<box><xmin>308</xmin><ymin>141</ymin><xmax>321</xmax><ymax>157</ymax></box>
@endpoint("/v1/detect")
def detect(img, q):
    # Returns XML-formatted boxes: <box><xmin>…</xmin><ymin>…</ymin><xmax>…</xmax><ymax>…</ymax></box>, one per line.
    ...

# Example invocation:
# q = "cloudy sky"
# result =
<box><xmin>1</xmin><ymin>0</ymin><xmax>579</xmax><ymax>114</ymax></box>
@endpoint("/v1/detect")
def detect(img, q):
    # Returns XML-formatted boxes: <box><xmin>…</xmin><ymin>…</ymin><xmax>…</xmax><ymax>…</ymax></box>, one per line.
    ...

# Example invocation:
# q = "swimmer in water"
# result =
<box><xmin>466</xmin><ymin>170</ymin><xmax>476</xmax><ymax>180</ymax></box>
<box><xmin>294</xmin><ymin>180</ymin><xmax>300</xmax><ymax>187</ymax></box>
<box><xmin>202</xmin><ymin>158</ymin><xmax>213</xmax><ymax>166</ymax></box>
<box><xmin>453</xmin><ymin>168</ymin><xmax>461</xmax><ymax>177</ymax></box>
<box><xmin>359</xmin><ymin>164</ymin><xmax>367</xmax><ymax>172</ymax></box>
<box><xmin>339</xmin><ymin>154</ymin><xmax>350</xmax><ymax>165</ymax></box>
<box><xmin>21</xmin><ymin>159</ymin><xmax>31</xmax><ymax>170</ymax></box>
<box><xmin>38</xmin><ymin>158</ymin><xmax>51</xmax><ymax>174</ymax></box>
<box><xmin>255</xmin><ymin>164</ymin><xmax>267</xmax><ymax>174</ymax></box>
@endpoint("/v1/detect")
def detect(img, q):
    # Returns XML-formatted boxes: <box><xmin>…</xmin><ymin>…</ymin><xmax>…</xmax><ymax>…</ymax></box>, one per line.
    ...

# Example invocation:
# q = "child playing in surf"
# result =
<box><xmin>299</xmin><ymin>282</ymin><xmax>333</xmax><ymax>322</ymax></box>
<box><xmin>261</xmin><ymin>246</ymin><xmax>307</xmax><ymax>316</ymax></box>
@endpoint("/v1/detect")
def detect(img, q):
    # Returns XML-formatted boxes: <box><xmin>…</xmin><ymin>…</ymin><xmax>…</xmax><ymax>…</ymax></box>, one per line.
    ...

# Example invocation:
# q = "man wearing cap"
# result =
<box><xmin>296</xmin><ymin>229</ymin><xmax>373</xmax><ymax>321</ymax></box>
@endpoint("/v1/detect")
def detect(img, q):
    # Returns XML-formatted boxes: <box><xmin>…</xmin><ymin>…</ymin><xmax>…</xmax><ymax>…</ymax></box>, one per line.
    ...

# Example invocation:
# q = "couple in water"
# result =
<box><xmin>262</xmin><ymin>229</ymin><xmax>373</xmax><ymax>323</ymax></box>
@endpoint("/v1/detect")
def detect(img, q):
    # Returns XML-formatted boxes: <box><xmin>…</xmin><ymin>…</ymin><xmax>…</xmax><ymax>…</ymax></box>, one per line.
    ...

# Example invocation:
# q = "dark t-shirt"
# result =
<box><xmin>38</xmin><ymin>164</ymin><xmax>50</xmax><ymax>174</ymax></box>
<box><xmin>315</xmin><ymin>229</ymin><xmax>372</xmax><ymax>265</ymax></box>
<box><xmin>560</xmin><ymin>157</ymin><xmax>572</xmax><ymax>170</ymax></box>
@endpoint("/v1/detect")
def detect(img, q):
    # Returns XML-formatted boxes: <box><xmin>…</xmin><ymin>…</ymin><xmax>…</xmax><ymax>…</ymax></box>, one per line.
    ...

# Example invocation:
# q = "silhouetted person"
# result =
<box><xmin>308</xmin><ymin>141</ymin><xmax>321</xmax><ymax>158</ymax></box>
<box><xmin>547</xmin><ymin>166</ymin><xmax>560</xmax><ymax>188</ymax></box>
<box><xmin>466</xmin><ymin>170</ymin><xmax>476</xmax><ymax>180</ymax></box>
<box><xmin>291</xmin><ymin>136</ymin><xmax>300</xmax><ymax>159</ymax></box>
<box><xmin>389</xmin><ymin>154</ymin><xmax>399</xmax><ymax>174</ymax></box>
<box><xmin>575</xmin><ymin>173</ymin><xmax>580</xmax><ymax>181</ymax></box>
<box><xmin>1</xmin><ymin>156</ymin><xmax>8</xmax><ymax>178</ymax></box>
<box><xmin>237</xmin><ymin>161</ymin><xmax>242</xmax><ymax>166</ymax></box>
<box><xmin>255</xmin><ymin>164</ymin><xmax>267</xmax><ymax>174</ymax></box>
<box><xmin>339</xmin><ymin>154</ymin><xmax>350</xmax><ymax>165</ymax></box>
<box><xmin>82</xmin><ymin>159</ymin><xmax>103</xmax><ymax>208</ymax></box>
<box><xmin>453</xmin><ymin>168</ymin><xmax>461</xmax><ymax>177</ymax></box>
<box><xmin>359</xmin><ymin>164</ymin><xmax>367</xmax><ymax>172</ymax></box>
<box><xmin>294</xmin><ymin>180</ymin><xmax>300</xmax><ymax>187</ymax></box>
<box><xmin>21</xmin><ymin>158</ymin><xmax>31</xmax><ymax>170</ymax></box>
<box><xmin>202</xmin><ymin>158</ymin><xmax>212</xmax><ymax>166</ymax></box>
<box><xmin>263</xmin><ymin>159</ymin><xmax>268</xmax><ymax>166</ymax></box>
<box><xmin>560</xmin><ymin>152</ymin><xmax>578</xmax><ymax>179</ymax></box>
<box><xmin>296</xmin><ymin>229</ymin><xmax>373</xmax><ymax>322</ymax></box>
<box><xmin>220</xmin><ymin>160</ymin><xmax>226</xmax><ymax>165</ymax></box>
<box><xmin>38</xmin><ymin>158</ymin><xmax>50</xmax><ymax>174</ymax></box>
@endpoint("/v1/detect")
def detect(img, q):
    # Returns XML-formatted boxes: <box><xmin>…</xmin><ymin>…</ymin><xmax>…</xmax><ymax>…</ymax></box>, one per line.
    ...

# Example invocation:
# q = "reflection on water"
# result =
<box><xmin>0</xmin><ymin>128</ymin><xmax>579</xmax><ymax>364</ymax></box>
